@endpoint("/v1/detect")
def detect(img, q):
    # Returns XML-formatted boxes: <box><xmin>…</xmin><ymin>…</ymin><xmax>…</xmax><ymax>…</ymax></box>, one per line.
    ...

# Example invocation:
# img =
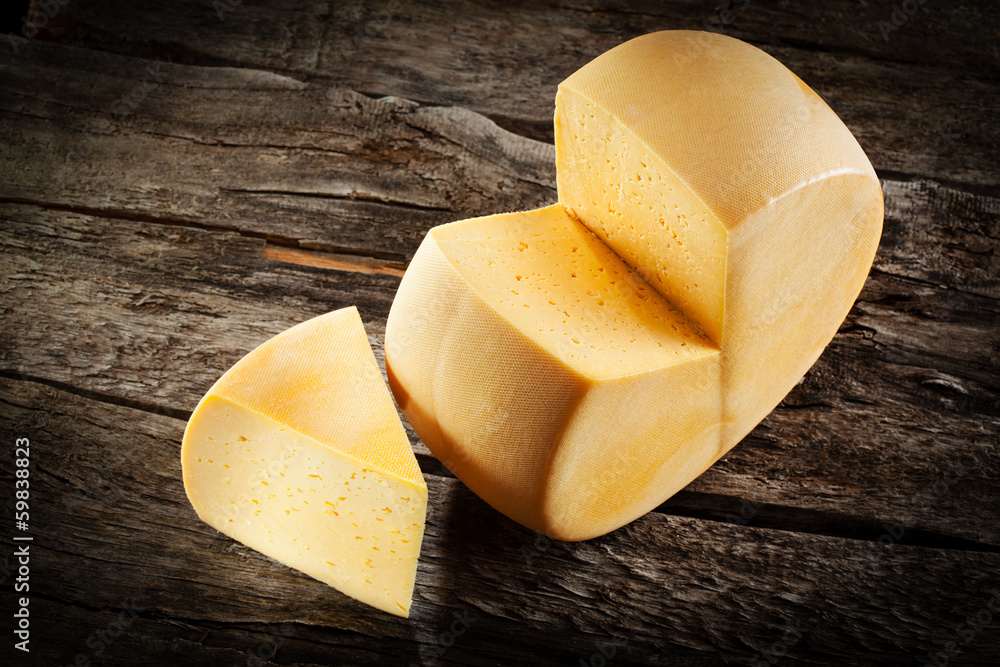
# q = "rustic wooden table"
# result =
<box><xmin>1</xmin><ymin>1</ymin><xmax>998</xmax><ymax>665</ymax></box>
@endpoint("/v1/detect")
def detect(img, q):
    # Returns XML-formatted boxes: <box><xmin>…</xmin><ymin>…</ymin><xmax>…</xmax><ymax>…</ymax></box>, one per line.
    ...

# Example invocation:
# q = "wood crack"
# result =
<box><xmin>0</xmin><ymin>196</ymin><xmax>413</xmax><ymax>267</ymax></box>
<box><xmin>137</xmin><ymin>128</ymin><xmax>352</xmax><ymax>155</ymax></box>
<box><xmin>0</xmin><ymin>370</ymin><xmax>191</xmax><ymax>422</ymax></box>
<box><xmin>654</xmin><ymin>491</ymin><xmax>1000</xmax><ymax>555</ymax></box>
<box><xmin>5</xmin><ymin>370</ymin><xmax>994</xmax><ymax>552</ymax></box>
<box><xmin>215</xmin><ymin>187</ymin><xmax>453</xmax><ymax>213</ymax></box>
<box><xmin>867</xmin><ymin>267</ymin><xmax>998</xmax><ymax>302</ymax></box>
<box><xmin>774</xmin><ymin>34</ymin><xmax>1000</xmax><ymax>70</ymax></box>
<box><xmin>878</xmin><ymin>171</ymin><xmax>1000</xmax><ymax>199</ymax></box>
<box><xmin>593</xmin><ymin>6</ymin><xmax>999</xmax><ymax>70</ymax></box>
<box><xmin>0</xmin><ymin>194</ymin><xmax>281</xmax><ymax>243</ymax></box>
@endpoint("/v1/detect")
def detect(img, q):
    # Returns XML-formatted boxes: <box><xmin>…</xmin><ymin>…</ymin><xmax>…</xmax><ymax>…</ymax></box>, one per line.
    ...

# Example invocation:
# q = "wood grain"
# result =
<box><xmin>26</xmin><ymin>0</ymin><xmax>1000</xmax><ymax>191</ymax></box>
<box><xmin>3</xmin><ymin>5</ymin><xmax>999</xmax><ymax>665</ymax></box>
<box><xmin>3</xmin><ymin>200</ymin><xmax>997</xmax><ymax>548</ymax></box>
<box><xmin>0</xmin><ymin>37</ymin><xmax>556</xmax><ymax>263</ymax></box>
<box><xmin>2</xmin><ymin>378</ymin><xmax>998</xmax><ymax>666</ymax></box>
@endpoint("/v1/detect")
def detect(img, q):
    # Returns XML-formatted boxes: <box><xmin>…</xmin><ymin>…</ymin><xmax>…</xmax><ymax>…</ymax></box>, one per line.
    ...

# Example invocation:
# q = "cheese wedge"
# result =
<box><xmin>385</xmin><ymin>31</ymin><xmax>882</xmax><ymax>541</ymax></box>
<box><xmin>182</xmin><ymin>306</ymin><xmax>426</xmax><ymax>617</ymax></box>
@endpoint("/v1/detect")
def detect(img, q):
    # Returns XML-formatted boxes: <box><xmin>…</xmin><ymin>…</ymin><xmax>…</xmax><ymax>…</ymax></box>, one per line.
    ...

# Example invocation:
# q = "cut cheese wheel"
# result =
<box><xmin>555</xmin><ymin>30</ymin><xmax>883</xmax><ymax>449</ymax></box>
<box><xmin>182</xmin><ymin>306</ymin><xmax>426</xmax><ymax>617</ymax></box>
<box><xmin>387</xmin><ymin>205</ymin><xmax>722</xmax><ymax>537</ymax></box>
<box><xmin>385</xmin><ymin>31</ymin><xmax>883</xmax><ymax>541</ymax></box>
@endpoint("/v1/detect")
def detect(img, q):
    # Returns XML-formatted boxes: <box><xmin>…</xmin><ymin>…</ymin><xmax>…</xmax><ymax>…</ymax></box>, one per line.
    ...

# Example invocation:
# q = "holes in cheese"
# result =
<box><xmin>556</xmin><ymin>90</ymin><xmax>728</xmax><ymax>345</ymax></box>
<box><xmin>182</xmin><ymin>306</ymin><xmax>426</xmax><ymax>617</ymax></box>
<box><xmin>386</xmin><ymin>31</ymin><xmax>883</xmax><ymax>541</ymax></box>
<box><xmin>433</xmin><ymin>205</ymin><xmax>717</xmax><ymax>377</ymax></box>
<box><xmin>387</xmin><ymin>206</ymin><xmax>722</xmax><ymax>539</ymax></box>
<box><xmin>556</xmin><ymin>30</ymin><xmax>884</xmax><ymax>447</ymax></box>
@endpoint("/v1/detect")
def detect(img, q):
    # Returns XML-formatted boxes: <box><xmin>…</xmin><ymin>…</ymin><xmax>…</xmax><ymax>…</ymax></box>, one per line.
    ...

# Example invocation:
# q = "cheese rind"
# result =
<box><xmin>557</xmin><ymin>31</ymin><xmax>882</xmax><ymax>450</ymax></box>
<box><xmin>557</xmin><ymin>31</ymin><xmax>876</xmax><ymax>230</ymax></box>
<box><xmin>386</xmin><ymin>31</ymin><xmax>883</xmax><ymax>541</ymax></box>
<box><xmin>208</xmin><ymin>307</ymin><xmax>423</xmax><ymax>487</ymax></box>
<box><xmin>387</xmin><ymin>205</ymin><xmax>722</xmax><ymax>539</ymax></box>
<box><xmin>182</xmin><ymin>306</ymin><xmax>426</xmax><ymax>616</ymax></box>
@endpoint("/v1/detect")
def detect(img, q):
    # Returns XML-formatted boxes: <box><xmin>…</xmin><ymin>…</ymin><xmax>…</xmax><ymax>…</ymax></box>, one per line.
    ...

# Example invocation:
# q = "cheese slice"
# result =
<box><xmin>386</xmin><ymin>31</ymin><xmax>883</xmax><ymax>541</ymax></box>
<box><xmin>182</xmin><ymin>306</ymin><xmax>426</xmax><ymax>617</ymax></box>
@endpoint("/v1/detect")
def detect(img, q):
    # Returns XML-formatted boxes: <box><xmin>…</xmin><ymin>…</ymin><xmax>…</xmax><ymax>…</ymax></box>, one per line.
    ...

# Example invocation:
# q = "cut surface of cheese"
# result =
<box><xmin>386</xmin><ymin>31</ymin><xmax>883</xmax><ymax>541</ymax></box>
<box><xmin>556</xmin><ymin>30</ymin><xmax>883</xmax><ymax>446</ymax></box>
<box><xmin>433</xmin><ymin>204</ymin><xmax>717</xmax><ymax>378</ymax></box>
<box><xmin>182</xmin><ymin>306</ymin><xmax>426</xmax><ymax>617</ymax></box>
<box><xmin>387</xmin><ymin>205</ymin><xmax>722</xmax><ymax>536</ymax></box>
<box><xmin>556</xmin><ymin>88</ymin><xmax>728</xmax><ymax>344</ymax></box>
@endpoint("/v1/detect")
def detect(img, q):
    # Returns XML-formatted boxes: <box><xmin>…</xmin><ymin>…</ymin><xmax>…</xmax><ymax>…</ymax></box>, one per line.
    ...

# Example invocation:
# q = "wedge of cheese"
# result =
<box><xmin>182</xmin><ymin>306</ymin><xmax>426</xmax><ymax>617</ymax></box>
<box><xmin>385</xmin><ymin>31</ymin><xmax>882</xmax><ymax>541</ymax></box>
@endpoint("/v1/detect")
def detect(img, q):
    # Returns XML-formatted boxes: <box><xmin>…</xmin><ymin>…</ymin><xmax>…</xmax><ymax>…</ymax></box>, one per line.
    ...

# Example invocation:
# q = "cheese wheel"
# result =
<box><xmin>183</xmin><ymin>306</ymin><xmax>426</xmax><ymax>616</ymax></box>
<box><xmin>386</xmin><ymin>31</ymin><xmax>882</xmax><ymax>540</ymax></box>
<box><xmin>556</xmin><ymin>30</ymin><xmax>883</xmax><ymax>450</ymax></box>
<box><xmin>387</xmin><ymin>205</ymin><xmax>722</xmax><ymax>538</ymax></box>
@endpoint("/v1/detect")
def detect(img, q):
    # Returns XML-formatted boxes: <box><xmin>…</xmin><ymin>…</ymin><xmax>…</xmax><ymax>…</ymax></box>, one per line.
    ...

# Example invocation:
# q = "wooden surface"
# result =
<box><xmin>1</xmin><ymin>1</ymin><xmax>998</xmax><ymax>665</ymax></box>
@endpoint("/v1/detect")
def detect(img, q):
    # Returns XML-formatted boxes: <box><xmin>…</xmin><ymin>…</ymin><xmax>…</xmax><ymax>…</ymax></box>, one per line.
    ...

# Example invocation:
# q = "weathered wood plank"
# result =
<box><xmin>878</xmin><ymin>179</ymin><xmax>999</xmax><ymax>299</ymax></box>
<box><xmin>23</xmin><ymin>2</ymin><xmax>1000</xmax><ymax>190</ymax></box>
<box><xmin>27</xmin><ymin>596</ymin><xmax>649</xmax><ymax>667</ymax></box>
<box><xmin>28</xmin><ymin>0</ymin><xmax>999</xmax><ymax>68</ymax></box>
<box><xmin>2</xmin><ymin>202</ymin><xmax>997</xmax><ymax>547</ymax></box>
<box><xmin>0</xmin><ymin>204</ymin><xmax>401</xmax><ymax>411</ymax></box>
<box><xmin>0</xmin><ymin>38</ymin><xmax>557</xmax><ymax>262</ymax></box>
<box><xmin>2</xmin><ymin>38</ymin><xmax>998</xmax><ymax>268</ymax></box>
<box><xmin>2</xmin><ymin>378</ymin><xmax>999</xmax><ymax>665</ymax></box>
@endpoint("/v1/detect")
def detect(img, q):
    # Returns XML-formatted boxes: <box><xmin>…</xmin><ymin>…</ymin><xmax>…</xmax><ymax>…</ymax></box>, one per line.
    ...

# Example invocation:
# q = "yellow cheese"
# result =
<box><xmin>387</xmin><ymin>205</ymin><xmax>721</xmax><ymax>537</ymax></box>
<box><xmin>555</xmin><ymin>30</ymin><xmax>884</xmax><ymax>447</ymax></box>
<box><xmin>386</xmin><ymin>31</ymin><xmax>883</xmax><ymax>540</ymax></box>
<box><xmin>182</xmin><ymin>306</ymin><xmax>426</xmax><ymax>617</ymax></box>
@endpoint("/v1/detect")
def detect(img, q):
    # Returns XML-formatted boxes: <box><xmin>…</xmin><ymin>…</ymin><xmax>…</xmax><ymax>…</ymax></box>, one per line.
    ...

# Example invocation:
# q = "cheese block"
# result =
<box><xmin>182</xmin><ymin>306</ymin><xmax>426</xmax><ymax>617</ymax></box>
<box><xmin>385</xmin><ymin>31</ymin><xmax>883</xmax><ymax>541</ymax></box>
